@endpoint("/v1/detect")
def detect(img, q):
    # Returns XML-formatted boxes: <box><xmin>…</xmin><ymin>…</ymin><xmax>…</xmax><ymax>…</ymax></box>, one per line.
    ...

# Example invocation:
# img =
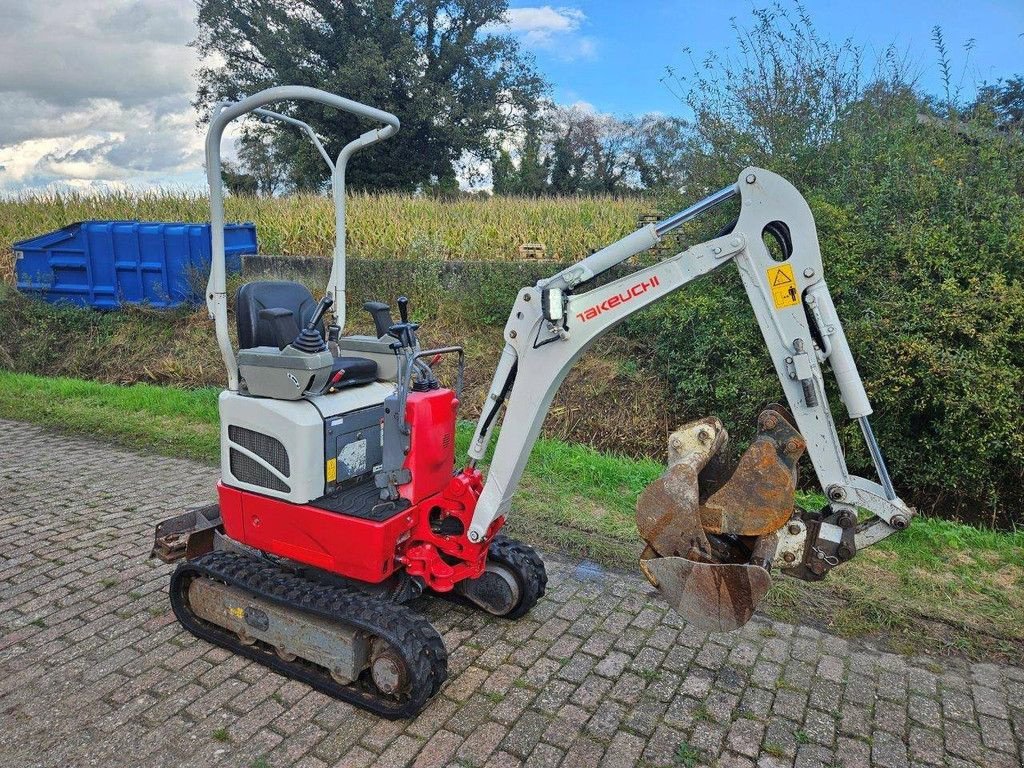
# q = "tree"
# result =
<box><xmin>221</xmin><ymin>161</ymin><xmax>259</xmax><ymax>195</ymax></box>
<box><xmin>973</xmin><ymin>76</ymin><xmax>1024</xmax><ymax>129</ymax></box>
<box><xmin>194</xmin><ymin>0</ymin><xmax>548</xmax><ymax>193</ymax></box>
<box><xmin>492</xmin><ymin>118</ymin><xmax>548</xmax><ymax>195</ymax></box>
<box><xmin>627</xmin><ymin>114</ymin><xmax>689</xmax><ymax>191</ymax></box>
<box><xmin>660</xmin><ymin>2</ymin><xmax>865</xmax><ymax>189</ymax></box>
<box><xmin>491</xmin><ymin>104</ymin><xmax>689</xmax><ymax>196</ymax></box>
<box><xmin>490</xmin><ymin>149</ymin><xmax>517</xmax><ymax>195</ymax></box>
<box><xmin>545</xmin><ymin>105</ymin><xmax>631</xmax><ymax>194</ymax></box>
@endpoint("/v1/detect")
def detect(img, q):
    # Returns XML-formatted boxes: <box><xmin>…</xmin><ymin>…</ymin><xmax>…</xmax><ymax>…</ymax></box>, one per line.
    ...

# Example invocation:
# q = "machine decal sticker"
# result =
<box><xmin>339</xmin><ymin>440</ymin><xmax>368</xmax><ymax>475</ymax></box>
<box><xmin>766</xmin><ymin>264</ymin><xmax>799</xmax><ymax>309</ymax></box>
<box><xmin>574</xmin><ymin>275</ymin><xmax>660</xmax><ymax>323</ymax></box>
<box><xmin>326</xmin><ymin>457</ymin><xmax>337</xmax><ymax>482</ymax></box>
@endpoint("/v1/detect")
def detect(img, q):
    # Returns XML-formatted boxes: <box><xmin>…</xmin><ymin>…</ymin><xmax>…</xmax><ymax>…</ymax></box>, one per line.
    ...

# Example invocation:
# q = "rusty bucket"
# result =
<box><xmin>637</xmin><ymin>406</ymin><xmax>804</xmax><ymax>631</ymax></box>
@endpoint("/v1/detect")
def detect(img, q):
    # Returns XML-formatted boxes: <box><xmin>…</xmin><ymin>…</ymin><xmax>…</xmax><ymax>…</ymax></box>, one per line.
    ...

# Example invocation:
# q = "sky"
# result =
<box><xmin>0</xmin><ymin>0</ymin><xmax>1020</xmax><ymax>194</ymax></box>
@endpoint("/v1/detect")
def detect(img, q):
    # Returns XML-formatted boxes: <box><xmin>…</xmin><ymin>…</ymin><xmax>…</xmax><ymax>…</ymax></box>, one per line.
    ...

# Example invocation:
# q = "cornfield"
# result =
<box><xmin>0</xmin><ymin>191</ymin><xmax>650</xmax><ymax>276</ymax></box>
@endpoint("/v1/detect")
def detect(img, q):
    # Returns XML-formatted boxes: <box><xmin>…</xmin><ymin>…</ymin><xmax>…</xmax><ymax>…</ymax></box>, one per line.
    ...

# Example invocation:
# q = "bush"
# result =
<box><xmin>630</xmin><ymin>8</ymin><xmax>1024</xmax><ymax>528</ymax></box>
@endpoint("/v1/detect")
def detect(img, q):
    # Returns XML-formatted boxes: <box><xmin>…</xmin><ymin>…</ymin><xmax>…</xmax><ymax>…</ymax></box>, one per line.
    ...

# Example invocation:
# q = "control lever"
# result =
<box><xmin>387</xmin><ymin>295</ymin><xmax>420</xmax><ymax>349</ymax></box>
<box><xmin>307</xmin><ymin>295</ymin><xmax>334</xmax><ymax>330</ymax></box>
<box><xmin>287</xmin><ymin>295</ymin><xmax>332</xmax><ymax>354</ymax></box>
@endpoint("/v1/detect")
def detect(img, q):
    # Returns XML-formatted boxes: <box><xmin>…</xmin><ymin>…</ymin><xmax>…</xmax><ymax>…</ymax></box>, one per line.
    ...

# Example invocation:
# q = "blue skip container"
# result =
<box><xmin>13</xmin><ymin>221</ymin><xmax>258</xmax><ymax>309</ymax></box>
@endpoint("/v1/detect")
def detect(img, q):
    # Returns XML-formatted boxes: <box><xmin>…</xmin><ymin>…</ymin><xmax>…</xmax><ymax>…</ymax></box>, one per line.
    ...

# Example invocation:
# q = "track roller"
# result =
<box><xmin>169</xmin><ymin>550</ymin><xmax>447</xmax><ymax>719</ymax></box>
<box><xmin>454</xmin><ymin>535</ymin><xmax>547</xmax><ymax>619</ymax></box>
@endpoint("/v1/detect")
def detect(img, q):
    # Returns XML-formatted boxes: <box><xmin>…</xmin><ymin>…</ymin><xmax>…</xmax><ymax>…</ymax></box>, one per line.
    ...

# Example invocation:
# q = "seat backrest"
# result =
<box><xmin>236</xmin><ymin>280</ymin><xmax>321</xmax><ymax>350</ymax></box>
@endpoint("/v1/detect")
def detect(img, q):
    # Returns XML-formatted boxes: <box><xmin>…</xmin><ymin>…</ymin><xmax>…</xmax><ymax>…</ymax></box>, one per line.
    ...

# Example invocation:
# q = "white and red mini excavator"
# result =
<box><xmin>152</xmin><ymin>87</ymin><xmax>914</xmax><ymax>718</ymax></box>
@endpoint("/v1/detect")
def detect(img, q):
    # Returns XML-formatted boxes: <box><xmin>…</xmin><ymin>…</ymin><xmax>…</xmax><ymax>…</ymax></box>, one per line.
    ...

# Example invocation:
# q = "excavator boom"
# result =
<box><xmin>467</xmin><ymin>168</ymin><xmax>914</xmax><ymax>630</ymax></box>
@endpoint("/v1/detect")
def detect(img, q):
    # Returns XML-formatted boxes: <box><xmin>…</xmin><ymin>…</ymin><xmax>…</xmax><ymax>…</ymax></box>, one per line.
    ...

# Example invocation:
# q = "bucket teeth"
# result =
<box><xmin>637</xmin><ymin>406</ymin><xmax>805</xmax><ymax>630</ymax></box>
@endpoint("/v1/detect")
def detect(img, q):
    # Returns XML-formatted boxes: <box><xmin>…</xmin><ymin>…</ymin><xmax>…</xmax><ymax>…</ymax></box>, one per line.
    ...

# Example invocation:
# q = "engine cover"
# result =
<box><xmin>219</xmin><ymin>383</ymin><xmax>393</xmax><ymax>504</ymax></box>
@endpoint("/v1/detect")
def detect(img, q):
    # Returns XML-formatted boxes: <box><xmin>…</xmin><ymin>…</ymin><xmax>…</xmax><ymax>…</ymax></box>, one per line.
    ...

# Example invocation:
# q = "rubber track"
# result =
<box><xmin>169</xmin><ymin>550</ymin><xmax>447</xmax><ymax>719</ymax></box>
<box><xmin>487</xmin><ymin>535</ymin><xmax>548</xmax><ymax>619</ymax></box>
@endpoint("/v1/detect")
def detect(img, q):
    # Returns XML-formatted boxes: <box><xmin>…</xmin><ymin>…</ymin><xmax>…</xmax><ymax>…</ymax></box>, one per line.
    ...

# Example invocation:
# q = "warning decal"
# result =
<box><xmin>766</xmin><ymin>264</ymin><xmax>800</xmax><ymax>309</ymax></box>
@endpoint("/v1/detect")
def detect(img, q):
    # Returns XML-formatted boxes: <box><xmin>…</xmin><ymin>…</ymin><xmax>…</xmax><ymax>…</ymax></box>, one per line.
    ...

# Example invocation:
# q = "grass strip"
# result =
<box><xmin>0</xmin><ymin>370</ymin><xmax>1020</xmax><ymax>659</ymax></box>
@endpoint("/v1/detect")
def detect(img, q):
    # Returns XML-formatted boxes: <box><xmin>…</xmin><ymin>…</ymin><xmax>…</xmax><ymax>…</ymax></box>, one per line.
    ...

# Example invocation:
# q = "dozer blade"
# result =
<box><xmin>640</xmin><ymin>556</ymin><xmax>771</xmax><ymax>632</ymax></box>
<box><xmin>151</xmin><ymin>504</ymin><xmax>222</xmax><ymax>563</ymax></box>
<box><xmin>637</xmin><ymin>406</ymin><xmax>805</xmax><ymax>631</ymax></box>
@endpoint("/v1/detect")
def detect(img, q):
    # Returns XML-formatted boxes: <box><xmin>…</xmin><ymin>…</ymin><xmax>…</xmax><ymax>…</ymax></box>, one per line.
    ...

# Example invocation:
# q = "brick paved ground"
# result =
<box><xmin>1</xmin><ymin>419</ymin><xmax>1022</xmax><ymax>768</ymax></box>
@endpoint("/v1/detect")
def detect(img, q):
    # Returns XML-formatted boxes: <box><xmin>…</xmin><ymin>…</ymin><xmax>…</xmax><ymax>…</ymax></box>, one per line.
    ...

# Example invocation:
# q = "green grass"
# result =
<box><xmin>0</xmin><ymin>371</ymin><xmax>220</xmax><ymax>461</ymax></box>
<box><xmin>692</xmin><ymin>703</ymin><xmax>714</xmax><ymax>723</ymax></box>
<box><xmin>0</xmin><ymin>370</ymin><xmax>1020</xmax><ymax>659</ymax></box>
<box><xmin>763</xmin><ymin>742</ymin><xmax>787</xmax><ymax>758</ymax></box>
<box><xmin>674</xmin><ymin>742</ymin><xmax>701</xmax><ymax>767</ymax></box>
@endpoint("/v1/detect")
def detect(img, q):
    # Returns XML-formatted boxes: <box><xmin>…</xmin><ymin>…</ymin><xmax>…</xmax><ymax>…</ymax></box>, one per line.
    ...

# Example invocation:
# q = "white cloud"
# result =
<box><xmin>496</xmin><ymin>5</ymin><xmax>597</xmax><ymax>62</ymax></box>
<box><xmin>0</xmin><ymin>1</ymin><xmax>600</xmax><ymax>194</ymax></box>
<box><xmin>504</xmin><ymin>6</ymin><xmax>584</xmax><ymax>42</ymax></box>
<box><xmin>0</xmin><ymin>1</ymin><xmax>196</xmax><ymax>107</ymax></box>
<box><xmin>0</xmin><ymin>0</ymin><xmax>205</xmax><ymax>194</ymax></box>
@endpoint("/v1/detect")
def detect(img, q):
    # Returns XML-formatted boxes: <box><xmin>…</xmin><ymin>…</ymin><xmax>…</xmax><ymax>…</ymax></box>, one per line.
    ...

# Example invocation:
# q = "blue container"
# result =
<box><xmin>13</xmin><ymin>221</ymin><xmax>258</xmax><ymax>309</ymax></box>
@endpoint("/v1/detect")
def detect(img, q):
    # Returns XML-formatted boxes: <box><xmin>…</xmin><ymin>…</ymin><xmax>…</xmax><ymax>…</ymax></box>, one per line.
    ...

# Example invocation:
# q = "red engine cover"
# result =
<box><xmin>217</xmin><ymin>387</ymin><xmax>496</xmax><ymax>589</ymax></box>
<box><xmin>400</xmin><ymin>389</ymin><xmax>458</xmax><ymax>504</ymax></box>
<box><xmin>218</xmin><ymin>483</ymin><xmax>417</xmax><ymax>583</ymax></box>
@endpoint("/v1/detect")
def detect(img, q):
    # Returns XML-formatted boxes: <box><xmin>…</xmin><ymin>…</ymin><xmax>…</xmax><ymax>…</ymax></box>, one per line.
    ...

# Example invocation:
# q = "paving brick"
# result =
<box><xmin>559</xmin><ymin>735</ymin><xmax>605</xmax><ymax>768</ymax></box>
<box><xmin>524</xmin><ymin>742</ymin><xmax>564</xmax><ymax>768</ymax></box>
<box><xmin>375</xmin><ymin>734</ymin><xmax>423</xmax><ymax>768</ymax></box>
<box><xmin>0</xmin><ymin>419</ymin><xmax>1020</xmax><ymax>768</ymax></box>
<box><xmin>411</xmin><ymin>728</ymin><xmax>462</xmax><ymax>767</ymax></box>
<box><xmin>621</xmin><ymin>696</ymin><xmax>667</xmax><ymax>737</ymax></box>
<box><xmin>599</xmin><ymin>731</ymin><xmax>645</xmax><ymax>767</ymax></box>
<box><xmin>500</xmin><ymin>710</ymin><xmax>550</xmax><ymax>758</ymax></box>
<box><xmin>455</xmin><ymin>720</ymin><xmax>507</xmax><ymax>766</ymax></box>
<box><xmin>594</xmin><ymin>650</ymin><xmax>630</xmax><ymax>678</ymax></box>
<box><xmin>726</xmin><ymin>717</ymin><xmax>764</xmax><ymax>758</ymax></box>
<box><xmin>871</xmin><ymin>730</ymin><xmax>909</xmax><ymax>768</ymax></box>
<box><xmin>908</xmin><ymin>725</ymin><xmax>944</xmax><ymax>765</ymax></box>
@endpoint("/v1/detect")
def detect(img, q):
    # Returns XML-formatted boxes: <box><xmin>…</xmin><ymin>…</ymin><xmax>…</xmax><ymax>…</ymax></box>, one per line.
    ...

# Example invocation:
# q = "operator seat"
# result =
<box><xmin>235</xmin><ymin>280</ymin><xmax>378</xmax><ymax>389</ymax></box>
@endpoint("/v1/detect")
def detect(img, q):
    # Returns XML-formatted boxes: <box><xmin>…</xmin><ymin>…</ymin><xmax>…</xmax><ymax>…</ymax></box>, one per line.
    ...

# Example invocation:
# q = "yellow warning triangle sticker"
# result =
<box><xmin>766</xmin><ymin>264</ymin><xmax>800</xmax><ymax>309</ymax></box>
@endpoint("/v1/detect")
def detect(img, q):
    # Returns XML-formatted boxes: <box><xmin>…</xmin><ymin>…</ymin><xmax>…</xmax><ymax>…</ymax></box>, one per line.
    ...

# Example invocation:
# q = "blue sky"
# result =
<box><xmin>0</xmin><ymin>0</ymin><xmax>1020</xmax><ymax>192</ymax></box>
<box><xmin>512</xmin><ymin>1</ymin><xmax>1024</xmax><ymax>116</ymax></box>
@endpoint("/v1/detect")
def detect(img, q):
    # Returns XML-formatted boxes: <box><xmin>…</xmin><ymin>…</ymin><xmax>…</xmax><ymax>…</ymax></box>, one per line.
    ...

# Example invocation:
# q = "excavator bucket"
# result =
<box><xmin>637</xmin><ymin>407</ymin><xmax>805</xmax><ymax>631</ymax></box>
<box><xmin>640</xmin><ymin>557</ymin><xmax>772</xmax><ymax>632</ymax></box>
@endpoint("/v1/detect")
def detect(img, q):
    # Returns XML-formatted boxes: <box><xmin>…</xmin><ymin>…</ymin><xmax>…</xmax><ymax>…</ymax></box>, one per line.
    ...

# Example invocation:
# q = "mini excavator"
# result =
<box><xmin>152</xmin><ymin>87</ymin><xmax>914</xmax><ymax>719</ymax></box>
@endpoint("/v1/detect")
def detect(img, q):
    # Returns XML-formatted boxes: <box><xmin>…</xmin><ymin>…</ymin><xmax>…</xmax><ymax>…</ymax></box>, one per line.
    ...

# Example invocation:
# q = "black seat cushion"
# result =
<box><xmin>235</xmin><ymin>280</ymin><xmax>379</xmax><ymax>388</ymax></box>
<box><xmin>330</xmin><ymin>355</ymin><xmax>379</xmax><ymax>389</ymax></box>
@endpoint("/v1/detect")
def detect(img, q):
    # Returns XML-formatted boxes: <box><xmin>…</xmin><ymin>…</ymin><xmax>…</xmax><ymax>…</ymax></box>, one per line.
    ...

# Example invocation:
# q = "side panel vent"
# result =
<box><xmin>228</xmin><ymin>425</ymin><xmax>290</xmax><ymax>476</ymax></box>
<box><xmin>229</xmin><ymin>448</ymin><xmax>290</xmax><ymax>493</ymax></box>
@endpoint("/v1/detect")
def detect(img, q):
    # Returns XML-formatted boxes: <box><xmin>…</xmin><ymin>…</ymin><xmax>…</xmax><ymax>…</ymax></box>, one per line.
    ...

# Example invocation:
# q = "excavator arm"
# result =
<box><xmin>466</xmin><ymin>168</ymin><xmax>914</xmax><ymax>630</ymax></box>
